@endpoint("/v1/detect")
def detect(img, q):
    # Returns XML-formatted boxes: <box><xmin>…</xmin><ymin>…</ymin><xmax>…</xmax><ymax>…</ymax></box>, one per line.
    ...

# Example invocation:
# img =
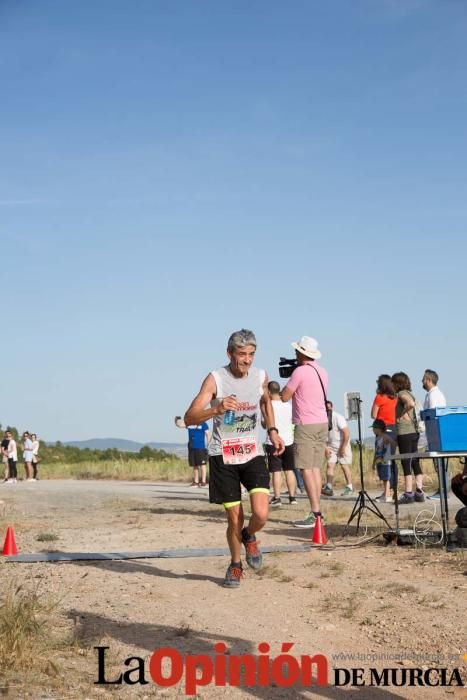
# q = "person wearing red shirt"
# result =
<box><xmin>371</xmin><ymin>375</ymin><xmax>397</xmax><ymax>496</ymax></box>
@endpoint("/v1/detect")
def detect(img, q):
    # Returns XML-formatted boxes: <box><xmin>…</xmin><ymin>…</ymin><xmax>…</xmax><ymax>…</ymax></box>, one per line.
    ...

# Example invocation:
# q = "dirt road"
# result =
<box><xmin>0</xmin><ymin>480</ymin><xmax>465</xmax><ymax>699</ymax></box>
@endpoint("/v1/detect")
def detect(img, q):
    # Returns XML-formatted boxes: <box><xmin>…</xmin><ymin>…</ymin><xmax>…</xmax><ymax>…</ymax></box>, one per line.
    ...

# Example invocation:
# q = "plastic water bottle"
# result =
<box><xmin>223</xmin><ymin>394</ymin><xmax>236</xmax><ymax>425</ymax></box>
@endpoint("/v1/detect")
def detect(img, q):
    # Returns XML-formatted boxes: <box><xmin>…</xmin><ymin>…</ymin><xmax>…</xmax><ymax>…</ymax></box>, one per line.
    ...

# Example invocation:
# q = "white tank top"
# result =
<box><xmin>209</xmin><ymin>365</ymin><xmax>266</xmax><ymax>457</ymax></box>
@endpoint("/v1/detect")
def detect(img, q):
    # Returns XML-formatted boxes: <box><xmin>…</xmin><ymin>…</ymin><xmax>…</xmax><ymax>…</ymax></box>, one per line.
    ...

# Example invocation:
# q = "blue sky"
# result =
<box><xmin>1</xmin><ymin>0</ymin><xmax>466</xmax><ymax>443</ymax></box>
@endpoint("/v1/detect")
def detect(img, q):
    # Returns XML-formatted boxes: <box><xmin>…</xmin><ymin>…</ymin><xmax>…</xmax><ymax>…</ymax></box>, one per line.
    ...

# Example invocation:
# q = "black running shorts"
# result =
<box><xmin>266</xmin><ymin>444</ymin><xmax>295</xmax><ymax>473</ymax></box>
<box><xmin>208</xmin><ymin>455</ymin><xmax>270</xmax><ymax>505</ymax></box>
<box><xmin>189</xmin><ymin>448</ymin><xmax>208</xmax><ymax>467</ymax></box>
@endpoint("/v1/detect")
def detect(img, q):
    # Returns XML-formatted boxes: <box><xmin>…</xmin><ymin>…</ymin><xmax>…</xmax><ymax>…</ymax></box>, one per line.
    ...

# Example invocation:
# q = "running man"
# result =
<box><xmin>184</xmin><ymin>329</ymin><xmax>284</xmax><ymax>588</ymax></box>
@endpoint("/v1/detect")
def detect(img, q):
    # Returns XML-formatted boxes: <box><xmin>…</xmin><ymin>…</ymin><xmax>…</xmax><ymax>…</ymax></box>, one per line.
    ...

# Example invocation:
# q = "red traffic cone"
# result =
<box><xmin>312</xmin><ymin>515</ymin><xmax>327</xmax><ymax>545</ymax></box>
<box><xmin>2</xmin><ymin>527</ymin><xmax>18</xmax><ymax>555</ymax></box>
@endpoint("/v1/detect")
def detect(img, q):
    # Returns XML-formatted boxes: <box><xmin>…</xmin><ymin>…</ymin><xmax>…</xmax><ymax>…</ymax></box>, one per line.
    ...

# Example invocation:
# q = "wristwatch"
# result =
<box><xmin>267</xmin><ymin>427</ymin><xmax>279</xmax><ymax>435</ymax></box>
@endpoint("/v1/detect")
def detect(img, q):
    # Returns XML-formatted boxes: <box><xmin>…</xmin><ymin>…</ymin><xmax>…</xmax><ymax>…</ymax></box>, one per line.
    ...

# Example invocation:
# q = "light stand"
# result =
<box><xmin>343</xmin><ymin>393</ymin><xmax>391</xmax><ymax>535</ymax></box>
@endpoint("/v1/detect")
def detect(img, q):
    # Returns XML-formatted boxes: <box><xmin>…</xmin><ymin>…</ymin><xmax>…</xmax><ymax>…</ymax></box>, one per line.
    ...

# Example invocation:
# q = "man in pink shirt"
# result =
<box><xmin>281</xmin><ymin>336</ymin><xmax>329</xmax><ymax>528</ymax></box>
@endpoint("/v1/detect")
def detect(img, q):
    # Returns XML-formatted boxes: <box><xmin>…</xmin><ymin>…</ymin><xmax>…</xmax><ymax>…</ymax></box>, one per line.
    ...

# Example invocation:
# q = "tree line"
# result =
<box><xmin>0</xmin><ymin>425</ymin><xmax>180</xmax><ymax>463</ymax></box>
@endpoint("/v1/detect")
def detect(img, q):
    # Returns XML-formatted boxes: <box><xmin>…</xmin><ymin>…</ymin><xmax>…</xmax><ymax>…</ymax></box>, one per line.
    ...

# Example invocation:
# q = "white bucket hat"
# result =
<box><xmin>291</xmin><ymin>336</ymin><xmax>321</xmax><ymax>360</ymax></box>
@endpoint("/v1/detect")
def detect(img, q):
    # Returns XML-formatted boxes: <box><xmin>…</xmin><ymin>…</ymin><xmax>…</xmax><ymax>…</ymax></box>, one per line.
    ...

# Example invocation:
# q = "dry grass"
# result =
<box><xmin>360</xmin><ymin>616</ymin><xmax>375</xmax><ymax>626</ymax></box>
<box><xmin>39</xmin><ymin>458</ymin><xmax>189</xmax><ymax>481</ymax></box>
<box><xmin>320</xmin><ymin>561</ymin><xmax>345</xmax><ymax>578</ymax></box>
<box><xmin>257</xmin><ymin>564</ymin><xmax>294</xmax><ymax>582</ymax></box>
<box><xmin>383</xmin><ymin>582</ymin><xmax>419</xmax><ymax>594</ymax></box>
<box><xmin>341</xmin><ymin>597</ymin><xmax>361</xmax><ymax>619</ymax></box>
<box><xmin>320</xmin><ymin>593</ymin><xmax>361</xmax><ymax>619</ymax></box>
<box><xmin>0</xmin><ymin>580</ymin><xmax>59</xmax><ymax>670</ymax></box>
<box><xmin>36</xmin><ymin>532</ymin><xmax>59</xmax><ymax>542</ymax></box>
<box><xmin>304</xmin><ymin>559</ymin><xmax>321</xmax><ymax>568</ymax></box>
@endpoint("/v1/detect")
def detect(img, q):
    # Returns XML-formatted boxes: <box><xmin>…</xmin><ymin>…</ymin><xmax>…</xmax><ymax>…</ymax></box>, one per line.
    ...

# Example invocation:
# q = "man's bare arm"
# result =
<box><xmin>340</xmin><ymin>426</ymin><xmax>350</xmax><ymax>450</ymax></box>
<box><xmin>281</xmin><ymin>386</ymin><xmax>294</xmax><ymax>403</ymax></box>
<box><xmin>184</xmin><ymin>374</ymin><xmax>238</xmax><ymax>426</ymax></box>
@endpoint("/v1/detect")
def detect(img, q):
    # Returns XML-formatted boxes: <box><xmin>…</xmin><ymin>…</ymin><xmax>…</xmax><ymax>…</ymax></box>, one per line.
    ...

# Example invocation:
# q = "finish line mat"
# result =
<box><xmin>6</xmin><ymin>543</ymin><xmax>311</xmax><ymax>563</ymax></box>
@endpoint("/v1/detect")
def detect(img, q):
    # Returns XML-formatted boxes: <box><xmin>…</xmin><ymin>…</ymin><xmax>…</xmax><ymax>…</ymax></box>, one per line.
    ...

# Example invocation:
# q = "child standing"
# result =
<box><xmin>371</xmin><ymin>419</ymin><xmax>396</xmax><ymax>503</ymax></box>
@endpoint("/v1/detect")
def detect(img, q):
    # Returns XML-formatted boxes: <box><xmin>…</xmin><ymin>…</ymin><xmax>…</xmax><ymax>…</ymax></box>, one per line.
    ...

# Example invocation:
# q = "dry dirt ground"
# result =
<box><xmin>0</xmin><ymin>480</ymin><xmax>466</xmax><ymax>700</ymax></box>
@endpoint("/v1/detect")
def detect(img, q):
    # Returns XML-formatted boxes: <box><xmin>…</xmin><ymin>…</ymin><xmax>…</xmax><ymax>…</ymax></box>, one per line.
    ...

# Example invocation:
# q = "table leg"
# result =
<box><xmin>436</xmin><ymin>457</ymin><xmax>449</xmax><ymax>546</ymax></box>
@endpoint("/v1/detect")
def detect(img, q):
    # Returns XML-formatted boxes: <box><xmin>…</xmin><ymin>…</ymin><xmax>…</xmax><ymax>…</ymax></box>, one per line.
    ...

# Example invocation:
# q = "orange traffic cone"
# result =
<box><xmin>312</xmin><ymin>515</ymin><xmax>327</xmax><ymax>545</ymax></box>
<box><xmin>2</xmin><ymin>527</ymin><xmax>18</xmax><ymax>555</ymax></box>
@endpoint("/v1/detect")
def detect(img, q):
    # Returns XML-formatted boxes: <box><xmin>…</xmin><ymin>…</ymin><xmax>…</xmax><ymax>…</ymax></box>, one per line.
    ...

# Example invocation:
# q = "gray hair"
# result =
<box><xmin>227</xmin><ymin>329</ymin><xmax>257</xmax><ymax>353</ymax></box>
<box><xmin>424</xmin><ymin>369</ymin><xmax>439</xmax><ymax>385</ymax></box>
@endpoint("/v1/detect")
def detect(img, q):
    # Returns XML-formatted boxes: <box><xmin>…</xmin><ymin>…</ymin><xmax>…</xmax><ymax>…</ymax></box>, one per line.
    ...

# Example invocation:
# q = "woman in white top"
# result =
<box><xmin>22</xmin><ymin>431</ymin><xmax>34</xmax><ymax>481</ymax></box>
<box><xmin>31</xmin><ymin>433</ymin><xmax>40</xmax><ymax>480</ymax></box>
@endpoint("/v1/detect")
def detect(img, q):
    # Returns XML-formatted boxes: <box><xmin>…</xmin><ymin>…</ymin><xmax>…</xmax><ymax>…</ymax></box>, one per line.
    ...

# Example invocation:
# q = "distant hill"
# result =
<box><xmin>60</xmin><ymin>438</ymin><xmax>187</xmax><ymax>457</ymax></box>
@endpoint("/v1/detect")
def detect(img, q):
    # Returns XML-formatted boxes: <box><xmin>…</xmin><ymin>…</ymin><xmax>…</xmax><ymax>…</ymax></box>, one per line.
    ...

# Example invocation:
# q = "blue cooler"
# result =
<box><xmin>421</xmin><ymin>406</ymin><xmax>467</xmax><ymax>452</ymax></box>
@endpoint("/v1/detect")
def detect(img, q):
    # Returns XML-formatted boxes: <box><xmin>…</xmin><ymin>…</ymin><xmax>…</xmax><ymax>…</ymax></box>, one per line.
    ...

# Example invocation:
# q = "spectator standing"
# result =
<box><xmin>322</xmin><ymin>400</ymin><xmax>353</xmax><ymax>497</ymax></box>
<box><xmin>187</xmin><ymin>422</ymin><xmax>210</xmax><ymax>488</ymax></box>
<box><xmin>23</xmin><ymin>431</ymin><xmax>34</xmax><ymax>481</ymax></box>
<box><xmin>371</xmin><ymin>419</ymin><xmax>397</xmax><ymax>502</ymax></box>
<box><xmin>371</xmin><ymin>375</ymin><xmax>398</xmax><ymax>491</ymax></box>
<box><xmin>262</xmin><ymin>381</ymin><xmax>297</xmax><ymax>507</ymax></box>
<box><xmin>1</xmin><ymin>431</ymin><xmax>10</xmax><ymax>482</ymax></box>
<box><xmin>422</xmin><ymin>369</ymin><xmax>448</xmax><ymax>499</ymax></box>
<box><xmin>371</xmin><ymin>375</ymin><xmax>397</xmax><ymax>444</ymax></box>
<box><xmin>175</xmin><ymin>416</ymin><xmax>211</xmax><ymax>487</ymax></box>
<box><xmin>6</xmin><ymin>431</ymin><xmax>17</xmax><ymax>484</ymax></box>
<box><xmin>281</xmin><ymin>336</ymin><xmax>329</xmax><ymax>529</ymax></box>
<box><xmin>31</xmin><ymin>433</ymin><xmax>40</xmax><ymax>480</ymax></box>
<box><xmin>392</xmin><ymin>372</ymin><xmax>425</xmax><ymax>504</ymax></box>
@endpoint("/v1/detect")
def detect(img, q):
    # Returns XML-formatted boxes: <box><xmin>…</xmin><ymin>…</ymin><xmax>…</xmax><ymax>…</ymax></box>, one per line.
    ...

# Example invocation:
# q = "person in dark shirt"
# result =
<box><xmin>1</xmin><ymin>432</ymin><xmax>10</xmax><ymax>481</ymax></box>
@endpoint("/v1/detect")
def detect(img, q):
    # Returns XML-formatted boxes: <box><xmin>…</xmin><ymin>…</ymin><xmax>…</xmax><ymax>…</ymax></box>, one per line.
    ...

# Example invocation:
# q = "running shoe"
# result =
<box><xmin>414</xmin><ymin>490</ymin><xmax>425</xmax><ymax>503</ymax></box>
<box><xmin>241</xmin><ymin>528</ymin><xmax>263</xmax><ymax>570</ymax></box>
<box><xmin>199</xmin><ymin>481</ymin><xmax>208</xmax><ymax>488</ymax></box>
<box><xmin>341</xmin><ymin>486</ymin><xmax>353</xmax><ymax>497</ymax></box>
<box><xmin>293</xmin><ymin>512</ymin><xmax>316</xmax><ymax>528</ymax></box>
<box><xmin>223</xmin><ymin>563</ymin><xmax>243</xmax><ymax>588</ymax></box>
<box><xmin>398</xmin><ymin>492</ymin><xmax>415</xmax><ymax>505</ymax></box>
<box><xmin>269</xmin><ymin>497</ymin><xmax>282</xmax><ymax>507</ymax></box>
<box><xmin>321</xmin><ymin>484</ymin><xmax>334</xmax><ymax>497</ymax></box>
<box><xmin>289</xmin><ymin>496</ymin><xmax>298</xmax><ymax>505</ymax></box>
<box><xmin>189</xmin><ymin>481</ymin><xmax>199</xmax><ymax>487</ymax></box>
<box><xmin>375</xmin><ymin>494</ymin><xmax>393</xmax><ymax>503</ymax></box>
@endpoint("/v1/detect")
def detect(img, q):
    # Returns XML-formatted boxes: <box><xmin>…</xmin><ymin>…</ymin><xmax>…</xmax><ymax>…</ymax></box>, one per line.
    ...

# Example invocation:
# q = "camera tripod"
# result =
<box><xmin>344</xmin><ymin>396</ymin><xmax>390</xmax><ymax>535</ymax></box>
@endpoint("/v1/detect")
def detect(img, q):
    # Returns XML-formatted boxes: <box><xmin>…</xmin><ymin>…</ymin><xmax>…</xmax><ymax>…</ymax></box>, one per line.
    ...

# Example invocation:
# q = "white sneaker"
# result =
<box><xmin>6</xmin><ymin>479</ymin><xmax>16</xmax><ymax>484</ymax></box>
<box><xmin>375</xmin><ymin>493</ymin><xmax>393</xmax><ymax>503</ymax></box>
<box><xmin>26</xmin><ymin>478</ymin><xmax>36</xmax><ymax>482</ymax></box>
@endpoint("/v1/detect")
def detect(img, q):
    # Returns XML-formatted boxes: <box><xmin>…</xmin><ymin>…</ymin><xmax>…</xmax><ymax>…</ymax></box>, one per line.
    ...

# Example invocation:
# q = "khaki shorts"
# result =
<box><xmin>294</xmin><ymin>423</ymin><xmax>327</xmax><ymax>470</ymax></box>
<box><xmin>327</xmin><ymin>445</ymin><xmax>353</xmax><ymax>466</ymax></box>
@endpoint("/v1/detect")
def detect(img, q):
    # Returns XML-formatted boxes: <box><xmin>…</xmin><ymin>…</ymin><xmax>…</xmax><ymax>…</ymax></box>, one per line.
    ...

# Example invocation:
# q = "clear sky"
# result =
<box><xmin>1</xmin><ymin>0</ymin><xmax>466</xmax><ymax>444</ymax></box>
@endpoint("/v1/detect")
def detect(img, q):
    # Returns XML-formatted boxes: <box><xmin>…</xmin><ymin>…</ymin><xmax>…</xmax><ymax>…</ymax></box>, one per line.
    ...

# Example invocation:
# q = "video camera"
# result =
<box><xmin>278</xmin><ymin>357</ymin><xmax>298</xmax><ymax>379</ymax></box>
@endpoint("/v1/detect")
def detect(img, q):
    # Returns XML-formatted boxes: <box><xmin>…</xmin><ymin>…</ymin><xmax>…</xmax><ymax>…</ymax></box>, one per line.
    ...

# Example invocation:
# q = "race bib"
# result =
<box><xmin>222</xmin><ymin>437</ymin><xmax>257</xmax><ymax>465</ymax></box>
